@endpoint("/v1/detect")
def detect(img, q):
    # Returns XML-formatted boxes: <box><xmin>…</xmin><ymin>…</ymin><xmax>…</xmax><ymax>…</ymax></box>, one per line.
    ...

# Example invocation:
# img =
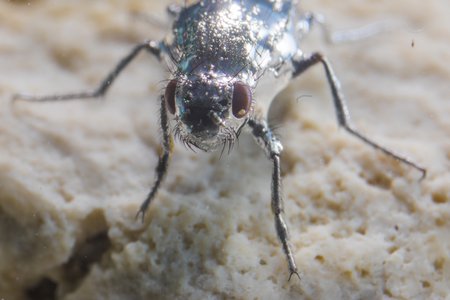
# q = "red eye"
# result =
<box><xmin>165</xmin><ymin>79</ymin><xmax>177</xmax><ymax>114</ymax></box>
<box><xmin>232</xmin><ymin>82</ymin><xmax>252</xmax><ymax>118</ymax></box>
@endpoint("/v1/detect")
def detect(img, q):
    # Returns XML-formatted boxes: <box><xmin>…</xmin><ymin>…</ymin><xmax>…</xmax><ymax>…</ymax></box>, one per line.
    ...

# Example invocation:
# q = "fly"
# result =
<box><xmin>13</xmin><ymin>0</ymin><xmax>426</xmax><ymax>281</ymax></box>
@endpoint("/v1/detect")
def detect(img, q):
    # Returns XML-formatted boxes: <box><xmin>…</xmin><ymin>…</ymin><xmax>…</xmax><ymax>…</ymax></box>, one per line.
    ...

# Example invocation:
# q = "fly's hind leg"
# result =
<box><xmin>12</xmin><ymin>40</ymin><xmax>162</xmax><ymax>102</ymax></box>
<box><xmin>247</xmin><ymin>117</ymin><xmax>300</xmax><ymax>281</ymax></box>
<box><xmin>292</xmin><ymin>52</ymin><xmax>426</xmax><ymax>178</ymax></box>
<box><xmin>297</xmin><ymin>12</ymin><xmax>405</xmax><ymax>44</ymax></box>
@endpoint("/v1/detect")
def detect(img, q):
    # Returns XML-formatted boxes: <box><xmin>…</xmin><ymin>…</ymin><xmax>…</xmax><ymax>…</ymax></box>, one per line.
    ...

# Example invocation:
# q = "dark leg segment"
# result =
<box><xmin>13</xmin><ymin>40</ymin><xmax>162</xmax><ymax>102</ymax></box>
<box><xmin>12</xmin><ymin>36</ymin><xmax>171</xmax><ymax>220</ymax></box>
<box><xmin>247</xmin><ymin>118</ymin><xmax>300</xmax><ymax>281</ymax></box>
<box><xmin>292</xmin><ymin>52</ymin><xmax>426</xmax><ymax>179</ymax></box>
<box><xmin>136</xmin><ymin>95</ymin><xmax>173</xmax><ymax>221</ymax></box>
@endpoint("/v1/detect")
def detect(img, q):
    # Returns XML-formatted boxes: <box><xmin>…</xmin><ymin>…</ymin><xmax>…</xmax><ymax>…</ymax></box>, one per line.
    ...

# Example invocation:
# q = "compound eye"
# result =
<box><xmin>165</xmin><ymin>79</ymin><xmax>177</xmax><ymax>114</ymax></box>
<box><xmin>232</xmin><ymin>82</ymin><xmax>252</xmax><ymax>118</ymax></box>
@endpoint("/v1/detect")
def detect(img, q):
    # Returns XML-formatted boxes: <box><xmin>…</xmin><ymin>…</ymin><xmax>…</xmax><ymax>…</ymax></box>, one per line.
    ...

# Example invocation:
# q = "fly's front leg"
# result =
<box><xmin>292</xmin><ymin>52</ymin><xmax>426</xmax><ymax>178</ymax></box>
<box><xmin>12</xmin><ymin>40</ymin><xmax>162</xmax><ymax>102</ymax></box>
<box><xmin>136</xmin><ymin>95</ymin><xmax>173</xmax><ymax>221</ymax></box>
<box><xmin>247</xmin><ymin>118</ymin><xmax>300</xmax><ymax>281</ymax></box>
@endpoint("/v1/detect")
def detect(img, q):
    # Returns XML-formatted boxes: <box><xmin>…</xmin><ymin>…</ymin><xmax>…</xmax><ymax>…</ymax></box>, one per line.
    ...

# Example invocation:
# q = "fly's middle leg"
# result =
<box><xmin>292</xmin><ymin>52</ymin><xmax>426</xmax><ymax>178</ymax></box>
<box><xmin>11</xmin><ymin>38</ymin><xmax>171</xmax><ymax>219</ymax></box>
<box><xmin>12</xmin><ymin>40</ymin><xmax>162</xmax><ymax>102</ymax></box>
<box><xmin>248</xmin><ymin>118</ymin><xmax>300</xmax><ymax>281</ymax></box>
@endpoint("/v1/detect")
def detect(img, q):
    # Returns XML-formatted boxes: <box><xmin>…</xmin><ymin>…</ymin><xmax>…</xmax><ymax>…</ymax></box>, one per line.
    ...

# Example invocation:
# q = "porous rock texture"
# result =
<box><xmin>0</xmin><ymin>0</ymin><xmax>449</xmax><ymax>299</ymax></box>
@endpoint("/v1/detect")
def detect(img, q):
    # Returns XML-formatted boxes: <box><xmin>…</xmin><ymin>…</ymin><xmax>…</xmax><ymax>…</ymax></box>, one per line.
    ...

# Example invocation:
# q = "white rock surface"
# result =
<box><xmin>0</xmin><ymin>0</ymin><xmax>449</xmax><ymax>299</ymax></box>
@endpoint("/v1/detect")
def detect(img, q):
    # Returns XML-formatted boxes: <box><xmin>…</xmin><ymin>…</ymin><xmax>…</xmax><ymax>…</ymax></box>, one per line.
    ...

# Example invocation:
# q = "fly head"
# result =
<box><xmin>164</xmin><ymin>74</ymin><xmax>252</xmax><ymax>151</ymax></box>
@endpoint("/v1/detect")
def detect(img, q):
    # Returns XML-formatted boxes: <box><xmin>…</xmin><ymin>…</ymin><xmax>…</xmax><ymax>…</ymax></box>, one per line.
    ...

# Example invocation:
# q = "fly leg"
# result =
<box><xmin>11</xmin><ymin>39</ymin><xmax>171</xmax><ymax>219</ymax></box>
<box><xmin>131</xmin><ymin>4</ymin><xmax>179</xmax><ymax>29</ymax></box>
<box><xmin>297</xmin><ymin>12</ymin><xmax>404</xmax><ymax>44</ymax></box>
<box><xmin>292</xmin><ymin>52</ymin><xmax>426</xmax><ymax>178</ymax></box>
<box><xmin>247</xmin><ymin>117</ymin><xmax>300</xmax><ymax>281</ymax></box>
<box><xmin>167</xmin><ymin>3</ymin><xmax>182</xmax><ymax>17</ymax></box>
<box><xmin>136</xmin><ymin>94</ymin><xmax>173</xmax><ymax>221</ymax></box>
<box><xmin>12</xmin><ymin>40</ymin><xmax>162</xmax><ymax>102</ymax></box>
